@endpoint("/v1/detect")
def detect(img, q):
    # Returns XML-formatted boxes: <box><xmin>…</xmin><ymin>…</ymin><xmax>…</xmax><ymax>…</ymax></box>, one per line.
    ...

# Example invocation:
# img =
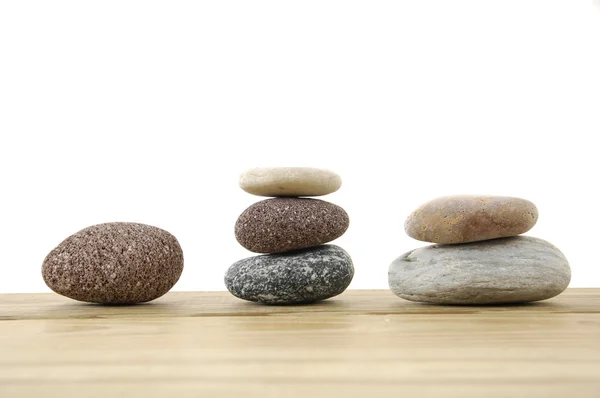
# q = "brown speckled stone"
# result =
<box><xmin>42</xmin><ymin>222</ymin><xmax>184</xmax><ymax>304</ymax></box>
<box><xmin>235</xmin><ymin>198</ymin><xmax>349</xmax><ymax>253</ymax></box>
<box><xmin>405</xmin><ymin>195</ymin><xmax>538</xmax><ymax>244</ymax></box>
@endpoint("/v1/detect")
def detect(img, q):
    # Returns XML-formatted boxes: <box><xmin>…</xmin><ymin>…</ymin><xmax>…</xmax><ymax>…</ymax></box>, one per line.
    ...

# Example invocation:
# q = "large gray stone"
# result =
<box><xmin>388</xmin><ymin>236</ymin><xmax>570</xmax><ymax>304</ymax></box>
<box><xmin>225</xmin><ymin>245</ymin><xmax>354</xmax><ymax>305</ymax></box>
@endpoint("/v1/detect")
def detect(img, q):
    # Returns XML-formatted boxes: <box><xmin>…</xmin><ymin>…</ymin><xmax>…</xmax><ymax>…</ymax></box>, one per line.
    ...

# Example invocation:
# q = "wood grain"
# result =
<box><xmin>1</xmin><ymin>289</ymin><xmax>599</xmax><ymax>397</ymax></box>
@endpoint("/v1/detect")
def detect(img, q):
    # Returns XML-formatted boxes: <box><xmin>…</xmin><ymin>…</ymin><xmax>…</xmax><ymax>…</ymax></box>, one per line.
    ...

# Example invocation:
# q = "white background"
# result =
<box><xmin>1</xmin><ymin>1</ymin><xmax>599</xmax><ymax>294</ymax></box>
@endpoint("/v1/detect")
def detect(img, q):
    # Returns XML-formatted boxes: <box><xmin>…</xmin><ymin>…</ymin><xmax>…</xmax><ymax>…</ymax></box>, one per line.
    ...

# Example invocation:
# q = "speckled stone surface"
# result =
<box><xmin>389</xmin><ymin>236</ymin><xmax>570</xmax><ymax>305</ymax></box>
<box><xmin>42</xmin><ymin>222</ymin><xmax>184</xmax><ymax>304</ymax></box>
<box><xmin>225</xmin><ymin>245</ymin><xmax>354</xmax><ymax>305</ymax></box>
<box><xmin>235</xmin><ymin>198</ymin><xmax>349</xmax><ymax>253</ymax></box>
<box><xmin>239</xmin><ymin>167</ymin><xmax>342</xmax><ymax>197</ymax></box>
<box><xmin>405</xmin><ymin>195</ymin><xmax>538</xmax><ymax>244</ymax></box>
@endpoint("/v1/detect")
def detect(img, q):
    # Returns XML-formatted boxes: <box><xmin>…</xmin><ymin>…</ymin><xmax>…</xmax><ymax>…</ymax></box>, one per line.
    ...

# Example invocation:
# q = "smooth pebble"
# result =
<box><xmin>405</xmin><ymin>195</ymin><xmax>538</xmax><ymax>244</ymax></box>
<box><xmin>239</xmin><ymin>167</ymin><xmax>342</xmax><ymax>197</ymax></box>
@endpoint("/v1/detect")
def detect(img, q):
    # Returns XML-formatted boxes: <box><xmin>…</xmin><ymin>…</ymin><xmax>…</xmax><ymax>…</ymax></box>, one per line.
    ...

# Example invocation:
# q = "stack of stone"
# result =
<box><xmin>225</xmin><ymin>167</ymin><xmax>354</xmax><ymax>305</ymax></box>
<box><xmin>389</xmin><ymin>195</ymin><xmax>571</xmax><ymax>305</ymax></box>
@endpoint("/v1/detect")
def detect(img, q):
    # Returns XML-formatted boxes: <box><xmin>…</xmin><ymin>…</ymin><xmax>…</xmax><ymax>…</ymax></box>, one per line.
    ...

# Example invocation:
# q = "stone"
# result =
<box><xmin>225</xmin><ymin>245</ymin><xmax>354</xmax><ymax>304</ymax></box>
<box><xmin>235</xmin><ymin>198</ymin><xmax>349</xmax><ymax>253</ymax></box>
<box><xmin>405</xmin><ymin>195</ymin><xmax>538</xmax><ymax>244</ymax></box>
<box><xmin>239</xmin><ymin>167</ymin><xmax>342</xmax><ymax>197</ymax></box>
<box><xmin>388</xmin><ymin>236</ymin><xmax>570</xmax><ymax>305</ymax></box>
<box><xmin>42</xmin><ymin>222</ymin><xmax>184</xmax><ymax>304</ymax></box>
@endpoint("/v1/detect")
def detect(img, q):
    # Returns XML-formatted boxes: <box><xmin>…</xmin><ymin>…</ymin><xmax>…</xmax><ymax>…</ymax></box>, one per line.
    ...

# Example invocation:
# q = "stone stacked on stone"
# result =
<box><xmin>226</xmin><ymin>167</ymin><xmax>354</xmax><ymax>305</ymax></box>
<box><xmin>389</xmin><ymin>195</ymin><xmax>571</xmax><ymax>304</ymax></box>
<box><xmin>42</xmin><ymin>222</ymin><xmax>184</xmax><ymax>304</ymax></box>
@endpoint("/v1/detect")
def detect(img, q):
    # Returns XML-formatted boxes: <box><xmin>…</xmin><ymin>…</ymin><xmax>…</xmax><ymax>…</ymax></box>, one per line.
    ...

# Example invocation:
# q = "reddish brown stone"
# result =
<box><xmin>42</xmin><ymin>222</ymin><xmax>183</xmax><ymax>304</ymax></box>
<box><xmin>235</xmin><ymin>198</ymin><xmax>349</xmax><ymax>253</ymax></box>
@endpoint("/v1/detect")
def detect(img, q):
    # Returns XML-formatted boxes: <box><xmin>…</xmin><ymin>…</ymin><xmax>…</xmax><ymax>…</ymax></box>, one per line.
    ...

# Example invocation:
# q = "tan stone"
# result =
<box><xmin>239</xmin><ymin>167</ymin><xmax>342</xmax><ymax>197</ymax></box>
<box><xmin>404</xmin><ymin>195</ymin><xmax>538</xmax><ymax>244</ymax></box>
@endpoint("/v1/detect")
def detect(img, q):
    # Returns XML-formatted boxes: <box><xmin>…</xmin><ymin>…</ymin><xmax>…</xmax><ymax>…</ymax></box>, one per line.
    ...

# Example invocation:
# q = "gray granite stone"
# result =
<box><xmin>225</xmin><ymin>245</ymin><xmax>354</xmax><ymax>305</ymax></box>
<box><xmin>42</xmin><ymin>222</ymin><xmax>184</xmax><ymax>304</ymax></box>
<box><xmin>388</xmin><ymin>236</ymin><xmax>570</xmax><ymax>304</ymax></box>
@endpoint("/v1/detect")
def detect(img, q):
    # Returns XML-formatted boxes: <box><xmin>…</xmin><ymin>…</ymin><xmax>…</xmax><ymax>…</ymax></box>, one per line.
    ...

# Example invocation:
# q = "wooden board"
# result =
<box><xmin>1</xmin><ymin>289</ymin><xmax>599</xmax><ymax>397</ymax></box>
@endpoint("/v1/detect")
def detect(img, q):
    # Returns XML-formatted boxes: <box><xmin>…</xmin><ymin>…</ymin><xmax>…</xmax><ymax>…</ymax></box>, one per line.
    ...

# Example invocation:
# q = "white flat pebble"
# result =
<box><xmin>239</xmin><ymin>167</ymin><xmax>342</xmax><ymax>197</ymax></box>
